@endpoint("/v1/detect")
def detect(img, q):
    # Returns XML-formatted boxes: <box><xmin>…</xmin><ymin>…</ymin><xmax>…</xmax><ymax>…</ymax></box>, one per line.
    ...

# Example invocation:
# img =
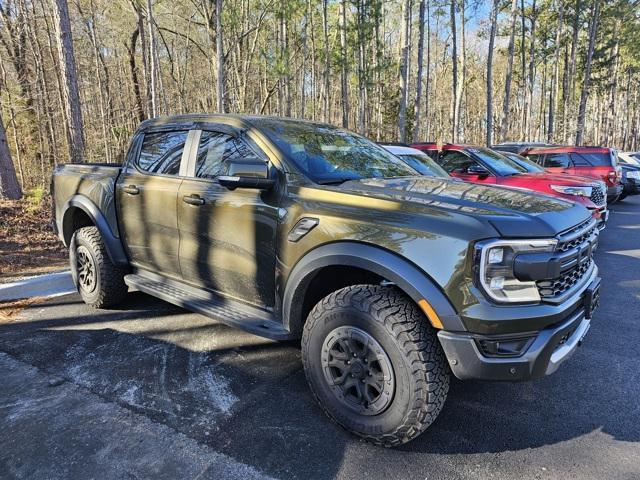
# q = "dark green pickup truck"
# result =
<box><xmin>53</xmin><ymin>115</ymin><xmax>601</xmax><ymax>446</ymax></box>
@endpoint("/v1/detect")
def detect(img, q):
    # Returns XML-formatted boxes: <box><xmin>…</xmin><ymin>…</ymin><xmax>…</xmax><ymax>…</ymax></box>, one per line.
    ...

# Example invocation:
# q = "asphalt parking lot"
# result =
<box><xmin>1</xmin><ymin>197</ymin><xmax>640</xmax><ymax>480</ymax></box>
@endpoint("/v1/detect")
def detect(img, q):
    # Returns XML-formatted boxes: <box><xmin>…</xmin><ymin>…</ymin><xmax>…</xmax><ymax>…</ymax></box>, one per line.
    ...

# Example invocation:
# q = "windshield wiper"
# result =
<box><xmin>316</xmin><ymin>177</ymin><xmax>358</xmax><ymax>185</ymax></box>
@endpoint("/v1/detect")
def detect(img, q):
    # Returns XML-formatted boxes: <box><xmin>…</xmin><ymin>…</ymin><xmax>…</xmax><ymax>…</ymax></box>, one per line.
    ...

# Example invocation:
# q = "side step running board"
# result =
<box><xmin>124</xmin><ymin>273</ymin><xmax>296</xmax><ymax>341</ymax></box>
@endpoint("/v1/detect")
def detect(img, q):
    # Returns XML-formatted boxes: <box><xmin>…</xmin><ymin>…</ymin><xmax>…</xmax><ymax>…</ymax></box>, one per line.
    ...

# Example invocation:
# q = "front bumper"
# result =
<box><xmin>438</xmin><ymin>276</ymin><xmax>601</xmax><ymax>382</ymax></box>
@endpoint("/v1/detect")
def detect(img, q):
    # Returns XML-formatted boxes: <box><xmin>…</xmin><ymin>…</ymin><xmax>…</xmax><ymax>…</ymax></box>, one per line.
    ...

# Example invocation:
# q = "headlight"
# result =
<box><xmin>550</xmin><ymin>185</ymin><xmax>592</xmax><ymax>197</ymax></box>
<box><xmin>627</xmin><ymin>171</ymin><xmax>640</xmax><ymax>179</ymax></box>
<box><xmin>476</xmin><ymin>239</ymin><xmax>557</xmax><ymax>303</ymax></box>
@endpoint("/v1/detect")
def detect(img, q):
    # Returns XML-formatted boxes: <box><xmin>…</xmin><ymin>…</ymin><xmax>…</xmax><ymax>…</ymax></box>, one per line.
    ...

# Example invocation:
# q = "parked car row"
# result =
<box><xmin>380</xmin><ymin>141</ymin><xmax>637</xmax><ymax>232</ymax></box>
<box><xmin>52</xmin><ymin>115</ymin><xmax>605</xmax><ymax>447</ymax></box>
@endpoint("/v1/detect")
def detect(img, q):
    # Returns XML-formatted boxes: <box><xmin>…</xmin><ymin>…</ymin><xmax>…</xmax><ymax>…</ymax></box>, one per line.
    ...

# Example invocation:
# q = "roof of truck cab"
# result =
<box><xmin>524</xmin><ymin>146</ymin><xmax>613</xmax><ymax>155</ymax></box>
<box><xmin>412</xmin><ymin>143</ymin><xmax>483</xmax><ymax>152</ymax></box>
<box><xmin>137</xmin><ymin>114</ymin><xmax>341</xmax><ymax>132</ymax></box>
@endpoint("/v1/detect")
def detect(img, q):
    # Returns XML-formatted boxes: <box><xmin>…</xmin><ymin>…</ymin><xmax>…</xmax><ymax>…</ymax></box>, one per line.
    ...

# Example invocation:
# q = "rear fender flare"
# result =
<box><xmin>61</xmin><ymin>195</ymin><xmax>128</xmax><ymax>266</ymax></box>
<box><xmin>282</xmin><ymin>242</ymin><xmax>465</xmax><ymax>334</ymax></box>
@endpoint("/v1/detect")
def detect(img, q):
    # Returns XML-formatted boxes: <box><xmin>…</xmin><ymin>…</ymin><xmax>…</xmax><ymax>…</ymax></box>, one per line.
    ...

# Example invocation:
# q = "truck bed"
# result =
<box><xmin>52</xmin><ymin>163</ymin><xmax>122</xmax><ymax>244</ymax></box>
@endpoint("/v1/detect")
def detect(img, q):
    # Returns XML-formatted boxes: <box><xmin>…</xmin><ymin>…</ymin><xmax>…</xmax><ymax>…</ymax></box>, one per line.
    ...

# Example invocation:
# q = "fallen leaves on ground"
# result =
<box><xmin>0</xmin><ymin>196</ymin><xmax>67</xmax><ymax>283</ymax></box>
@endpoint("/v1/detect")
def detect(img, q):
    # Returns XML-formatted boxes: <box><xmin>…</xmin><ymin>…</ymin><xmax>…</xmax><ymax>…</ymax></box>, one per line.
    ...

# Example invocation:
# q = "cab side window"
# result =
<box><xmin>137</xmin><ymin>131</ymin><xmax>188</xmax><ymax>175</ymax></box>
<box><xmin>195</xmin><ymin>132</ymin><xmax>259</xmax><ymax>179</ymax></box>
<box><xmin>440</xmin><ymin>151</ymin><xmax>478</xmax><ymax>173</ymax></box>
<box><xmin>543</xmin><ymin>153</ymin><xmax>570</xmax><ymax>168</ymax></box>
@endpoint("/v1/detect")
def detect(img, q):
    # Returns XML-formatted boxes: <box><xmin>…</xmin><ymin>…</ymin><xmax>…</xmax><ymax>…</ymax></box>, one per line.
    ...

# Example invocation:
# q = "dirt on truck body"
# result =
<box><xmin>52</xmin><ymin>114</ymin><xmax>602</xmax><ymax>446</ymax></box>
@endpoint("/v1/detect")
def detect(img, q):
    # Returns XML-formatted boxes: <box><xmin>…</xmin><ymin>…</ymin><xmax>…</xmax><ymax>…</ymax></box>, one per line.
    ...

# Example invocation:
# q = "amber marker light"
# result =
<box><xmin>418</xmin><ymin>299</ymin><xmax>444</xmax><ymax>329</ymax></box>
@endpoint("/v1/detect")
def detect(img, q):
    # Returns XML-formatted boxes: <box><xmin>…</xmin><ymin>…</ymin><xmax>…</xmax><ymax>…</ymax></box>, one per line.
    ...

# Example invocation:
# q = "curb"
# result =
<box><xmin>0</xmin><ymin>271</ymin><xmax>76</xmax><ymax>302</ymax></box>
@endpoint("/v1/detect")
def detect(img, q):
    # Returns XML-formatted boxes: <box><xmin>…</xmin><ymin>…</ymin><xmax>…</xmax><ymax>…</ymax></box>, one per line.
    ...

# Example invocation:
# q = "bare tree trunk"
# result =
<box><xmin>413</xmin><ymin>0</ymin><xmax>426</xmax><ymax>142</ymax></box>
<box><xmin>547</xmin><ymin>0</ymin><xmax>564</xmax><ymax>142</ymax></box>
<box><xmin>145</xmin><ymin>0</ymin><xmax>159</xmax><ymax>117</ymax></box>
<box><xmin>454</xmin><ymin>0</ymin><xmax>465</xmax><ymax>141</ymax></box>
<box><xmin>449</xmin><ymin>0</ymin><xmax>458</xmax><ymax>141</ymax></box>
<box><xmin>398</xmin><ymin>0</ymin><xmax>410</xmax><ymax>142</ymax></box>
<box><xmin>127</xmin><ymin>28</ymin><xmax>146</xmax><ymax>123</ymax></box>
<box><xmin>0</xmin><ymin>111</ymin><xmax>22</xmax><ymax>199</ymax></box>
<box><xmin>52</xmin><ymin>0</ymin><xmax>85</xmax><ymax>163</ymax></box>
<box><xmin>499</xmin><ymin>0</ymin><xmax>518</xmax><ymax>142</ymax></box>
<box><xmin>576</xmin><ymin>0</ymin><xmax>600</xmax><ymax>146</ymax></box>
<box><xmin>216</xmin><ymin>0</ymin><xmax>225</xmax><ymax>112</ymax></box>
<box><xmin>321</xmin><ymin>0</ymin><xmax>330</xmax><ymax>122</ymax></box>
<box><xmin>424</xmin><ymin>0</ymin><xmax>431</xmax><ymax>140</ymax></box>
<box><xmin>486</xmin><ymin>0</ymin><xmax>499</xmax><ymax>146</ymax></box>
<box><xmin>339</xmin><ymin>0</ymin><xmax>349</xmax><ymax>128</ymax></box>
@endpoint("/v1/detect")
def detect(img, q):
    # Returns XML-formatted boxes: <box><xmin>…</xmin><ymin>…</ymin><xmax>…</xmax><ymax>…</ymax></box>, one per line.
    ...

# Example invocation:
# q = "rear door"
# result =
<box><xmin>116</xmin><ymin>129</ymin><xmax>190</xmax><ymax>278</ymax></box>
<box><xmin>541</xmin><ymin>152</ymin><xmax>571</xmax><ymax>174</ymax></box>
<box><xmin>177</xmin><ymin>127</ymin><xmax>280</xmax><ymax>309</ymax></box>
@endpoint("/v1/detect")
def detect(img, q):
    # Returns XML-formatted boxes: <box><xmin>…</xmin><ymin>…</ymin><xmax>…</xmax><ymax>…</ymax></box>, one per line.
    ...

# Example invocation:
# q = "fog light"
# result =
<box><xmin>476</xmin><ymin>336</ymin><xmax>535</xmax><ymax>357</ymax></box>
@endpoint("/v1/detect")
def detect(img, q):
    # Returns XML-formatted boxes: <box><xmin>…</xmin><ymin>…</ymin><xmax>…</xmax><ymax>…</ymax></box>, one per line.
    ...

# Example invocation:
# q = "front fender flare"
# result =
<box><xmin>61</xmin><ymin>195</ymin><xmax>128</xmax><ymax>266</ymax></box>
<box><xmin>282</xmin><ymin>242</ymin><xmax>465</xmax><ymax>334</ymax></box>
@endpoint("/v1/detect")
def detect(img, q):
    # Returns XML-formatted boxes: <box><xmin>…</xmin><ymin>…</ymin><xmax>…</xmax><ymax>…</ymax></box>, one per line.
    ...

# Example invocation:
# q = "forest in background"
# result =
<box><xmin>0</xmin><ymin>0</ymin><xmax>639</xmax><ymax>198</ymax></box>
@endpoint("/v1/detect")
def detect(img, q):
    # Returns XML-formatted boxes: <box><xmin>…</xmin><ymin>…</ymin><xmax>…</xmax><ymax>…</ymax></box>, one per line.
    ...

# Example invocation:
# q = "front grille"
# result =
<box><xmin>537</xmin><ymin>220</ymin><xmax>598</xmax><ymax>300</ymax></box>
<box><xmin>589</xmin><ymin>185</ymin><xmax>605</xmax><ymax>206</ymax></box>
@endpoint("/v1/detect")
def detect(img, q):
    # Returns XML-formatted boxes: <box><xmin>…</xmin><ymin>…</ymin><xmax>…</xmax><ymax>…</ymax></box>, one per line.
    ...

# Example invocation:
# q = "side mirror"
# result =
<box><xmin>466</xmin><ymin>164</ymin><xmax>490</xmax><ymax>178</ymax></box>
<box><xmin>218</xmin><ymin>158</ymin><xmax>276</xmax><ymax>191</ymax></box>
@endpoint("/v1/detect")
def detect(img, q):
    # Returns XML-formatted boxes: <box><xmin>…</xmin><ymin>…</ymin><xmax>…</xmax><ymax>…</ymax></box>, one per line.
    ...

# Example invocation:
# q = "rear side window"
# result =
<box><xmin>543</xmin><ymin>153</ymin><xmax>570</xmax><ymax>168</ymax></box>
<box><xmin>137</xmin><ymin>131</ymin><xmax>188</xmax><ymax>175</ymax></box>
<box><xmin>571</xmin><ymin>153</ymin><xmax>614</xmax><ymax>167</ymax></box>
<box><xmin>195</xmin><ymin>131</ymin><xmax>258</xmax><ymax>179</ymax></box>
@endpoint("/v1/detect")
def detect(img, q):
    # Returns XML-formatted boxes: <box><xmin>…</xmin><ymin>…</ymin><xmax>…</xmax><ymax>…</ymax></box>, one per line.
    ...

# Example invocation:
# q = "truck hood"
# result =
<box><xmin>332</xmin><ymin>176</ymin><xmax>591</xmax><ymax>237</ymax></box>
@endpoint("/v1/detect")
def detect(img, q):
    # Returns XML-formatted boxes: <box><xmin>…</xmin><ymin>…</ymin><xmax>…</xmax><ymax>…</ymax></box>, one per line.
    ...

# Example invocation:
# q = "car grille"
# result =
<box><xmin>589</xmin><ymin>184</ymin><xmax>605</xmax><ymax>206</ymax></box>
<box><xmin>537</xmin><ymin>219</ymin><xmax>598</xmax><ymax>301</ymax></box>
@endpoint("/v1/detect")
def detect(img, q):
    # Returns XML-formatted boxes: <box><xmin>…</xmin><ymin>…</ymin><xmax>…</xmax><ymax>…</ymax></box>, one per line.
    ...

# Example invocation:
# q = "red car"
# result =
<box><xmin>412</xmin><ymin>143</ymin><xmax>608</xmax><ymax>228</ymax></box>
<box><xmin>521</xmin><ymin>146</ymin><xmax>622</xmax><ymax>203</ymax></box>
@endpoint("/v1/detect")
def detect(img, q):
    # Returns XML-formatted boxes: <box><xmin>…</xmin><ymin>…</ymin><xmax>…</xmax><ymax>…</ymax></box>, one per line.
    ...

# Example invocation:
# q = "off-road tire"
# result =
<box><xmin>302</xmin><ymin>285</ymin><xmax>449</xmax><ymax>447</ymax></box>
<box><xmin>70</xmin><ymin>226</ymin><xmax>128</xmax><ymax>308</ymax></box>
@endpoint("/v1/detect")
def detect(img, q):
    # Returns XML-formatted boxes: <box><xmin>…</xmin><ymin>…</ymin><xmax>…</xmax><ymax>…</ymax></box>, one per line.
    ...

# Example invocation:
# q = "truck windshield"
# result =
<box><xmin>255</xmin><ymin>119</ymin><xmax>418</xmax><ymax>183</ymax></box>
<box><xmin>468</xmin><ymin>147</ymin><xmax>528</xmax><ymax>176</ymax></box>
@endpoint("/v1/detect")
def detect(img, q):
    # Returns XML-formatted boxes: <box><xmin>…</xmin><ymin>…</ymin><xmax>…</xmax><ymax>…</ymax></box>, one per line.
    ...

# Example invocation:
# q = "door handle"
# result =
<box><xmin>182</xmin><ymin>194</ymin><xmax>205</xmax><ymax>206</ymax></box>
<box><xmin>122</xmin><ymin>185</ymin><xmax>140</xmax><ymax>195</ymax></box>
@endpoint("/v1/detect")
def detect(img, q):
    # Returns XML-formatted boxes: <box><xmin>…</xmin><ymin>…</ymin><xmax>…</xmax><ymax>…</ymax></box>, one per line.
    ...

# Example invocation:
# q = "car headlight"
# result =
<box><xmin>627</xmin><ymin>171</ymin><xmax>640</xmax><ymax>179</ymax></box>
<box><xmin>475</xmin><ymin>239</ymin><xmax>557</xmax><ymax>303</ymax></box>
<box><xmin>550</xmin><ymin>185</ymin><xmax>592</xmax><ymax>197</ymax></box>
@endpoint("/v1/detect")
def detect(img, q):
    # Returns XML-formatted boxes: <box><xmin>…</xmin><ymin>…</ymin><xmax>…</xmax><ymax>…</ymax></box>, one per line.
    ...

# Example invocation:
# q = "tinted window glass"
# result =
<box><xmin>195</xmin><ymin>132</ymin><xmax>259</xmax><ymax>179</ymax></box>
<box><xmin>398</xmin><ymin>154</ymin><xmax>449</xmax><ymax>178</ymax></box>
<box><xmin>526</xmin><ymin>154</ymin><xmax>542</xmax><ymax>165</ymax></box>
<box><xmin>468</xmin><ymin>147</ymin><xmax>527</xmax><ymax>175</ymax></box>
<box><xmin>255</xmin><ymin>119</ymin><xmax>417</xmax><ymax>183</ymax></box>
<box><xmin>440</xmin><ymin>151</ymin><xmax>478</xmax><ymax>173</ymax></box>
<box><xmin>544</xmin><ymin>153</ymin><xmax>570</xmax><ymax>168</ymax></box>
<box><xmin>503</xmin><ymin>152</ymin><xmax>545</xmax><ymax>172</ymax></box>
<box><xmin>570</xmin><ymin>152</ymin><xmax>614</xmax><ymax>167</ymax></box>
<box><xmin>138</xmin><ymin>131</ymin><xmax>188</xmax><ymax>175</ymax></box>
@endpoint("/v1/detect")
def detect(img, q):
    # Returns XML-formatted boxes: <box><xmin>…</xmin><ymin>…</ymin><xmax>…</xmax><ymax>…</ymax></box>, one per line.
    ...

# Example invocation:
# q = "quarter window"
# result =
<box><xmin>195</xmin><ymin>132</ymin><xmax>260</xmax><ymax>179</ymax></box>
<box><xmin>137</xmin><ymin>131</ymin><xmax>188</xmax><ymax>175</ymax></box>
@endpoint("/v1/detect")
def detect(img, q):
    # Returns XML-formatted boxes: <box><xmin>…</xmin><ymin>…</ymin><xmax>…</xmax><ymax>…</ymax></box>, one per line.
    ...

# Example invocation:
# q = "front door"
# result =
<box><xmin>440</xmin><ymin>151</ymin><xmax>497</xmax><ymax>184</ymax></box>
<box><xmin>117</xmin><ymin>129</ymin><xmax>190</xmax><ymax>278</ymax></box>
<box><xmin>177</xmin><ymin>129</ymin><xmax>279</xmax><ymax>309</ymax></box>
